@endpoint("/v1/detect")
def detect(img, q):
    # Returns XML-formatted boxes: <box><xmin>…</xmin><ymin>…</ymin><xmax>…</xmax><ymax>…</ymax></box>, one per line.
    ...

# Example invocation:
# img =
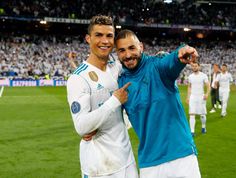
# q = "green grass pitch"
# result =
<box><xmin>0</xmin><ymin>85</ymin><xmax>235</xmax><ymax>178</ymax></box>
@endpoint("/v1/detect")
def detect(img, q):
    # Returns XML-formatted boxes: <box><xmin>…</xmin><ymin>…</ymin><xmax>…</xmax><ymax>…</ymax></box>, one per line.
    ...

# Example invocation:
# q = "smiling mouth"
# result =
<box><xmin>122</xmin><ymin>58</ymin><xmax>136</xmax><ymax>63</ymax></box>
<box><xmin>99</xmin><ymin>46</ymin><xmax>110</xmax><ymax>50</ymax></box>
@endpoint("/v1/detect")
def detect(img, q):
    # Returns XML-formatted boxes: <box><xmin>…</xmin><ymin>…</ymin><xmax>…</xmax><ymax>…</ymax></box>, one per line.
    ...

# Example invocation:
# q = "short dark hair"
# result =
<box><xmin>87</xmin><ymin>15</ymin><xmax>114</xmax><ymax>34</ymax></box>
<box><xmin>192</xmin><ymin>62</ymin><xmax>200</xmax><ymax>66</ymax></box>
<box><xmin>115</xmin><ymin>29</ymin><xmax>137</xmax><ymax>43</ymax></box>
<box><xmin>222</xmin><ymin>63</ymin><xmax>227</xmax><ymax>67</ymax></box>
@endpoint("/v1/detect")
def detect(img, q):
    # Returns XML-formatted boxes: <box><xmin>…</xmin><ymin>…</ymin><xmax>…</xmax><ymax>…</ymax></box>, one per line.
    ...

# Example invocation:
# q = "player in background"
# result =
<box><xmin>67</xmin><ymin>16</ymin><xmax>138</xmax><ymax>178</ymax></box>
<box><xmin>187</xmin><ymin>62</ymin><xmax>210</xmax><ymax>136</ymax></box>
<box><xmin>116</xmin><ymin>29</ymin><xmax>201</xmax><ymax>178</ymax></box>
<box><xmin>215</xmin><ymin>64</ymin><xmax>233</xmax><ymax>117</ymax></box>
<box><xmin>67</xmin><ymin>52</ymin><xmax>78</xmax><ymax>69</ymax></box>
<box><xmin>209</xmin><ymin>63</ymin><xmax>221</xmax><ymax>113</ymax></box>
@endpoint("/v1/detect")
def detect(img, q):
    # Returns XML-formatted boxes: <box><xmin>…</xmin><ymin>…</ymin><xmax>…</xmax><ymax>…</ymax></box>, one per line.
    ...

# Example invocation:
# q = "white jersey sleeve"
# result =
<box><xmin>67</xmin><ymin>74</ymin><xmax>121</xmax><ymax>136</ymax></box>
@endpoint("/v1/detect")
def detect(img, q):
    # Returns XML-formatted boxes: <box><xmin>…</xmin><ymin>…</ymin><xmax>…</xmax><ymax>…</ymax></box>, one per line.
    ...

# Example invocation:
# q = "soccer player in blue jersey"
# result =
<box><xmin>115</xmin><ymin>29</ymin><xmax>201</xmax><ymax>178</ymax></box>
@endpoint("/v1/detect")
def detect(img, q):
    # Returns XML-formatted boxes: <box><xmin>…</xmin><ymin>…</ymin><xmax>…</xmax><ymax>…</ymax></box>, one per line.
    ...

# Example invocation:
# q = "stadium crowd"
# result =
<box><xmin>0</xmin><ymin>0</ymin><xmax>235</xmax><ymax>28</ymax></box>
<box><xmin>0</xmin><ymin>35</ymin><xmax>235</xmax><ymax>82</ymax></box>
<box><xmin>0</xmin><ymin>35</ymin><xmax>87</xmax><ymax>79</ymax></box>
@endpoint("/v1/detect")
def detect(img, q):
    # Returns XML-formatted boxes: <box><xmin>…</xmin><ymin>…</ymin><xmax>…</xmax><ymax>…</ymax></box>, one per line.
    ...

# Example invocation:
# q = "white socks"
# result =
<box><xmin>200</xmin><ymin>115</ymin><xmax>206</xmax><ymax>129</ymax></box>
<box><xmin>189</xmin><ymin>115</ymin><xmax>196</xmax><ymax>133</ymax></box>
<box><xmin>190</xmin><ymin>115</ymin><xmax>207</xmax><ymax>133</ymax></box>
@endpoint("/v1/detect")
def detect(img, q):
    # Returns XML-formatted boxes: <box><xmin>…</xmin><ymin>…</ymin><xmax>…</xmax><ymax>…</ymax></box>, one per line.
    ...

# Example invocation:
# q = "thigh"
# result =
<box><xmin>140</xmin><ymin>155</ymin><xmax>201</xmax><ymax>178</ymax></box>
<box><xmin>125</xmin><ymin>162</ymin><xmax>139</xmax><ymax>178</ymax></box>
<box><xmin>200</xmin><ymin>99</ymin><xmax>207</xmax><ymax>114</ymax></box>
<box><xmin>82</xmin><ymin>163</ymin><xmax>138</xmax><ymax>178</ymax></box>
<box><xmin>222</xmin><ymin>92</ymin><xmax>229</xmax><ymax>102</ymax></box>
<box><xmin>168</xmin><ymin>155</ymin><xmax>201</xmax><ymax>178</ymax></box>
<box><xmin>189</xmin><ymin>96</ymin><xmax>197</xmax><ymax>114</ymax></box>
<box><xmin>219</xmin><ymin>90</ymin><xmax>224</xmax><ymax>101</ymax></box>
<box><xmin>211</xmin><ymin>88</ymin><xmax>216</xmax><ymax>96</ymax></box>
<box><xmin>190</xmin><ymin>96</ymin><xmax>205</xmax><ymax>115</ymax></box>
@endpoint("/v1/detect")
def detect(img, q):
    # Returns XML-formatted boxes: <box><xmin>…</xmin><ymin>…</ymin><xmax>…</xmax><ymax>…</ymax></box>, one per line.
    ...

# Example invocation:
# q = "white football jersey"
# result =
<box><xmin>216</xmin><ymin>72</ymin><xmax>233</xmax><ymax>92</ymax></box>
<box><xmin>67</xmin><ymin>59</ymin><xmax>135</xmax><ymax>176</ymax></box>
<box><xmin>188</xmin><ymin>72</ymin><xmax>209</xmax><ymax>96</ymax></box>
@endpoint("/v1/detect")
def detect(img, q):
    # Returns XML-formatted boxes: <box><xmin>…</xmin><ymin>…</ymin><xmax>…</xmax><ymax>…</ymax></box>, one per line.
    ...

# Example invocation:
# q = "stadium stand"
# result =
<box><xmin>0</xmin><ymin>0</ymin><xmax>235</xmax><ymax>27</ymax></box>
<box><xmin>0</xmin><ymin>0</ymin><xmax>235</xmax><ymax>81</ymax></box>
<box><xmin>0</xmin><ymin>35</ymin><xmax>235</xmax><ymax>81</ymax></box>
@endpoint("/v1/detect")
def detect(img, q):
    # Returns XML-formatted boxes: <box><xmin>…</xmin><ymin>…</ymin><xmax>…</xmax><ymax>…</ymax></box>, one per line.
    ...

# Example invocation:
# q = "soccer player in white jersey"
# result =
<box><xmin>66</xmin><ymin>15</ymin><xmax>138</xmax><ymax>178</ymax></box>
<box><xmin>215</xmin><ymin>64</ymin><xmax>233</xmax><ymax>117</ymax></box>
<box><xmin>187</xmin><ymin>62</ymin><xmax>210</xmax><ymax>136</ymax></box>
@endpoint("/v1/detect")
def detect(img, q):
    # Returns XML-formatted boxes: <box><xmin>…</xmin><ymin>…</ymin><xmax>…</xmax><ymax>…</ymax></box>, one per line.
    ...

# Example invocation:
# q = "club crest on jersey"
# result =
<box><xmin>88</xmin><ymin>71</ymin><xmax>98</xmax><ymax>82</ymax></box>
<box><xmin>71</xmin><ymin>101</ymin><xmax>81</xmax><ymax>114</ymax></box>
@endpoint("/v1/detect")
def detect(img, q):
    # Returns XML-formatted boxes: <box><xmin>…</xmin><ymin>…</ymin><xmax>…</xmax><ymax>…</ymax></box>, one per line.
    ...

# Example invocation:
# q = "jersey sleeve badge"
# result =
<box><xmin>71</xmin><ymin>101</ymin><xmax>81</xmax><ymax>114</ymax></box>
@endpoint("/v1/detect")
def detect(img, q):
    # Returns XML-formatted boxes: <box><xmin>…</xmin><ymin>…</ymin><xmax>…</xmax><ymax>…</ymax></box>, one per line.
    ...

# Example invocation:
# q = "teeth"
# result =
<box><xmin>99</xmin><ymin>46</ymin><xmax>109</xmax><ymax>49</ymax></box>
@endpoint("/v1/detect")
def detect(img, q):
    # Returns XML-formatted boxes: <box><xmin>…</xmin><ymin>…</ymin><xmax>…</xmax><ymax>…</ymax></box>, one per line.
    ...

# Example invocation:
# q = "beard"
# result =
<box><xmin>121</xmin><ymin>55</ymin><xmax>142</xmax><ymax>71</ymax></box>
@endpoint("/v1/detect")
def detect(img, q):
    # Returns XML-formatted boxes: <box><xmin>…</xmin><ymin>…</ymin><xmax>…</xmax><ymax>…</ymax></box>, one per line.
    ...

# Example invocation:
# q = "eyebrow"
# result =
<box><xmin>128</xmin><ymin>45</ymin><xmax>135</xmax><ymax>48</ymax></box>
<box><xmin>94</xmin><ymin>32</ymin><xmax>103</xmax><ymax>35</ymax></box>
<box><xmin>94</xmin><ymin>32</ymin><xmax>114</xmax><ymax>35</ymax></box>
<box><xmin>117</xmin><ymin>47</ymin><xmax>124</xmax><ymax>51</ymax></box>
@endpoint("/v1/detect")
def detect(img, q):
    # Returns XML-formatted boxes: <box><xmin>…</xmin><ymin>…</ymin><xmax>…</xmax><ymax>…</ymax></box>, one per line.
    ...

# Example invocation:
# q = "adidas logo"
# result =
<box><xmin>97</xmin><ymin>83</ymin><xmax>104</xmax><ymax>90</ymax></box>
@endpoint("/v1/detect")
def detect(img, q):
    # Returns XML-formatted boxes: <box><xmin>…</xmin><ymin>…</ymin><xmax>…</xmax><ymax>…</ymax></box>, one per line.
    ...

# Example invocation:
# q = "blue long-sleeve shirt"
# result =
<box><xmin>118</xmin><ymin>50</ymin><xmax>197</xmax><ymax>168</ymax></box>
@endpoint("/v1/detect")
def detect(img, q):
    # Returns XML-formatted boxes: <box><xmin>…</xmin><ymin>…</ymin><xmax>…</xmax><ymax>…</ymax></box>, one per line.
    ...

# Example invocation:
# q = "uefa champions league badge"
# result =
<box><xmin>89</xmin><ymin>71</ymin><xmax>98</xmax><ymax>82</ymax></box>
<box><xmin>71</xmin><ymin>101</ymin><xmax>81</xmax><ymax>114</ymax></box>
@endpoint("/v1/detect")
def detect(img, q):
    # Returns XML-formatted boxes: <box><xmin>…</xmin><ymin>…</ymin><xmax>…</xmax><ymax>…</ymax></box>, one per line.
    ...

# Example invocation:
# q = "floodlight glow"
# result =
<box><xmin>183</xmin><ymin>27</ymin><xmax>191</xmax><ymax>32</ymax></box>
<box><xmin>40</xmin><ymin>20</ymin><xmax>47</xmax><ymax>24</ymax></box>
<box><xmin>164</xmin><ymin>0</ymin><xmax>172</xmax><ymax>3</ymax></box>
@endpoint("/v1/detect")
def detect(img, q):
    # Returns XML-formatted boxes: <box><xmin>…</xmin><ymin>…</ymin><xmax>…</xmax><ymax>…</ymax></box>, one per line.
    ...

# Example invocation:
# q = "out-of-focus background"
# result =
<box><xmin>0</xmin><ymin>1</ymin><xmax>236</xmax><ymax>177</ymax></box>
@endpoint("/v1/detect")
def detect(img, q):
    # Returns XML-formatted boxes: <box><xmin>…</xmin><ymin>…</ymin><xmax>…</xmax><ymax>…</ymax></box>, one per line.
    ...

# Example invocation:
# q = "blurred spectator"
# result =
<box><xmin>0</xmin><ymin>34</ymin><xmax>235</xmax><ymax>82</ymax></box>
<box><xmin>0</xmin><ymin>1</ymin><xmax>235</xmax><ymax>28</ymax></box>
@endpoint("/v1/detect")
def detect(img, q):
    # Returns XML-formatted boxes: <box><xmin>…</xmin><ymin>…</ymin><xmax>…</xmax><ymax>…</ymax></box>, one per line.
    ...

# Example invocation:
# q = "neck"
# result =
<box><xmin>87</xmin><ymin>54</ymin><xmax>108</xmax><ymax>71</ymax></box>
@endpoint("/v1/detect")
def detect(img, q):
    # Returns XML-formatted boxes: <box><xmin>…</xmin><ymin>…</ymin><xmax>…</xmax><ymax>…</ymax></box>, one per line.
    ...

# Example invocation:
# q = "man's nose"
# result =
<box><xmin>101</xmin><ymin>36</ymin><xmax>109</xmax><ymax>43</ymax></box>
<box><xmin>125</xmin><ymin>51</ymin><xmax>131</xmax><ymax>58</ymax></box>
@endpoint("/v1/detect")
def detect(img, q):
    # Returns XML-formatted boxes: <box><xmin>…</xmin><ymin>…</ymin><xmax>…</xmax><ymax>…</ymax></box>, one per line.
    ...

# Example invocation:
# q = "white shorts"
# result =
<box><xmin>140</xmin><ymin>154</ymin><xmax>201</xmax><ymax>178</ymax></box>
<box><xmin>82</xmin><ymin>162</ymin><xmax>138</xmax><ymax>178</ymax></box>
<box><xmin>189</xmin><ymin>95</ymin><xmax>206</xmax><ymax>115</ymax></box>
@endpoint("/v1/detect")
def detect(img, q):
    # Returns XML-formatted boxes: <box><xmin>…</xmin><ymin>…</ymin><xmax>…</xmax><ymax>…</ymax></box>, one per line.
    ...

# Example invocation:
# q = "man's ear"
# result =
<box><xmin>140</xmin><ymin>42</ymin><xmax>144</xmax><ymax>53</ymax></box>
<box><xmin>85</xmin><ymin>34</ymin><xmax>90</xmax><ymax>44</ymax></box>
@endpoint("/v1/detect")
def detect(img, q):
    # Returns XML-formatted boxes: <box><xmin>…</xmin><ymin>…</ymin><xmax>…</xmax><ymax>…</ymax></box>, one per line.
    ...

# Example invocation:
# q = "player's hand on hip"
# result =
<box><xmin>82</xmin><ymin>130</ymin><xmax>97</xmax><ymax>141</ymax></box>
<box><xmin>203</xmin><ymin>94</ymin><xmax>208</xmax><ymax>100</ymax></box>
<box><xmin>186</xmin><ymin>98</ymin><xmax>189</xmax><ymax>104</ymax></box>
<box><xmin>113</xmin><ymin>82</ymin><xmax>131</xmax><ymax>104</ymax></box>
<box><xmin>178</xmin><ymin>45</ymin><xmax>199</xmax><ymax>64</ymax></box>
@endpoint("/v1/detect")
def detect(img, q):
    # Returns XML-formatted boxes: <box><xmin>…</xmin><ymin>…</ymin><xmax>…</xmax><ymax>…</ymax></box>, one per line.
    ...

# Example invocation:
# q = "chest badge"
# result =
<box><xmin>89</xmin><ymin>71</ymin><xmax>98</xmax><ymax>82</ymax></box>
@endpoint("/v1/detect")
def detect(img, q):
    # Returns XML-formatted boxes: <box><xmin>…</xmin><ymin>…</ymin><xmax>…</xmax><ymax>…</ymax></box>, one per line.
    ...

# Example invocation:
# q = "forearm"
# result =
<box><xmin>158</xmin><ymin>50</ymin><xmax>186</xmax><ymax>82</ymax></box>
<box><xmin>67</xmin><ymin>75</ymin><xmax>121</xmax><ymax>136</ymax></box>
<box><xmin>71</xmin><ymin>95</ymin><xmax>121</xmax><ymax>136</ymax></box>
